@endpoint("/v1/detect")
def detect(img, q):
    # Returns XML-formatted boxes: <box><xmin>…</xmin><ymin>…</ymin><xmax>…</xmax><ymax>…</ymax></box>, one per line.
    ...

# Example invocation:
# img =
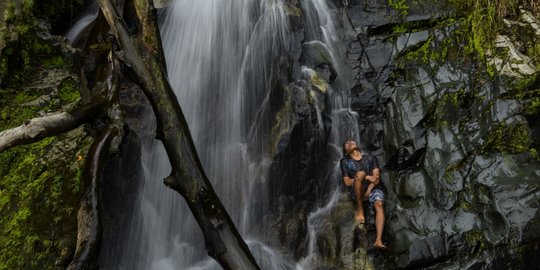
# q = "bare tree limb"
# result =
<box><xmin>98</xmin><ymin>0</ymin><xmax>261</xmax><ymax>269</ymax></box>
<box><xmin>0</xmin><ymin>98</ymin><xmax>107</xmax><ymax>153</ymax></box>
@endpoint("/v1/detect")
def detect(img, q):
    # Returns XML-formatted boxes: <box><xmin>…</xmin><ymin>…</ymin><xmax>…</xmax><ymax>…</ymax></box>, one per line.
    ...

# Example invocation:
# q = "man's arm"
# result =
<box><xmin>365</xmin><ymin>155</ymin><xmax>381</xmax><ymax>185</ymax></box>
<box><xmin>364</xmin><ymin>182</ymin><xmax>375</xmax><ymax>197</ymax></box>
<box><xmin>340</xmin><ymin>159</ymin><xmax>354</xmax><ymax>187</ymax></box>
<box><xmin>343</xmin><ymin>176</ymin><xmax>353</xmax><ymax>187</ymax></box>
<box><xmin>366</xmin><ymin>168</ymin><xmax>380</xmax><ymax>185</ymax></box>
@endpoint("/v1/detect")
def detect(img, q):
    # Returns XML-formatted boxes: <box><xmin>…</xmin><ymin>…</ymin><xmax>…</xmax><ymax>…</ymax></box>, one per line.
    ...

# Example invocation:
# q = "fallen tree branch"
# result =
<box><xmin>0</xmin><ymin>97</ymin><xmax>108</xmax><ymax>153</ymax></box>
<box><xmin>98</xmin><ymin>0</ymin><xmax>261</xmax><ymax>269</ymax></box>
<box><xmin>67</xmin><ymin>53</ymin><xmax>123</xmax><ymax>270</ymax></box>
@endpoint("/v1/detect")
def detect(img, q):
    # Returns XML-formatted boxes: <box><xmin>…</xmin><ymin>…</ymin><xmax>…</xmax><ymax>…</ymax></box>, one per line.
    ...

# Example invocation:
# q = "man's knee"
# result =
<box><xmin>355</xmin><ymin>171</ymin><xmax>366</xmax><ymax>178</ymax></box>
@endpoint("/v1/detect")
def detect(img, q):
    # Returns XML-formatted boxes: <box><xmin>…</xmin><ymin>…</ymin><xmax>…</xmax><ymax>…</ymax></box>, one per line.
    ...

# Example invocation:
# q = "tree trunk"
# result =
<box><xmin>98</xmin><ymin>0</ymin><xmax>261</xmax><ymax>269</ymax></box>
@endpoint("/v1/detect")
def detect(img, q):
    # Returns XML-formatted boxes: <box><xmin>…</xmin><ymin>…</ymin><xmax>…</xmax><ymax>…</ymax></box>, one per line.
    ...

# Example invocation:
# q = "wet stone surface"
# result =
<box><xmin>272</xmin><ymin>0</ymin><xmax>540</xmax><ymax>269</ymax></box>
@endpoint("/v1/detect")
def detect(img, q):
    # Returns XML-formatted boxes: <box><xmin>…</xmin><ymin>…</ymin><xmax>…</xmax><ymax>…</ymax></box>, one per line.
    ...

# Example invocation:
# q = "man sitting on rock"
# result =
<box><xmin>340</xmin><ymin>140</ymin><xmax>386</xmax><ymax>249</ymax></box>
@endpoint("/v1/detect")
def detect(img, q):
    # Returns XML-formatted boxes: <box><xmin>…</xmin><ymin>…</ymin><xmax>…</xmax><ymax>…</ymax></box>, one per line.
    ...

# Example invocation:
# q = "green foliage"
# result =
<box><xmin>424</xmin><ymin>88</ymin><xmax>480</xmax><ymax>129</ymax></box>
<box><xmin>481</xmin><ymin>122</ymin><xmax>532</xmax><ymax>154</ymax></box>
<box><xmin>0</xmin><ymin>92</ymin><xmax>40</xmax><ymax>131</ymax></box>
<box><xmin>528</xmin><ymin>43</ymin><xmax>540</xmax><ymax>69</ymax></box>
<box><xmin>43</xmin><ymin>56</ymin><xmax>64</xmax><ymax>69</ymax></box>
<box><xmin>398</xmin><ymin>28</ymin><xmax>459</xmax><ymax>65</ymax></box>
<box><xmin>0</xmin><ymin>33</ymin><xmax>67</xmax><ymax>88</ymax></box>
<box><xmin>401</xmin><ymin>36</ymin><xmax>434</xmax><ymax>64</ymax></box>
<box><xmin>500</xmin><ymin>74</ymin><xmax>540</xmax><ymax>116</ymax></box>
<box><xmin>4</xmin><ymin>3</ymin><xmax>17</xmax><ymax>23</ymax></box>
<box><xmin>388</xmin><ymin>0</ymin><xmax>409</xmax><ymax>19</ymax></box>
<box><xmin>523</xmin><ymin>97</ymin><xmax>540</xmax><ymax>115</ymax></box>
<box><xmin>447</xmin><ymin>0</ymin><xmax>540</xmax><ymax>76</ymax></box>
<box><xmin>512</xmin><ymin>74</ymin><xmax>539</xmax><ymax>94</ymax></box>
<box><xmin>463</xmin><ymin>229</ymin><xmax>490</xmax><ymax>251</ymax></box>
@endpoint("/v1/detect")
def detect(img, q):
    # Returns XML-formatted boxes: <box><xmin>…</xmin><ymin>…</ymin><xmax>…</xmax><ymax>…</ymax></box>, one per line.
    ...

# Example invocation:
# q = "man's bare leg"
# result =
<box><xmin>373</xmin><ymin>200</ymin><xmax>386</xmax><ymax>249</ymax></box>
<box><xmin>354</xmin><ymin>171</ymin><xmax>366</xmax><ymax>223</ymax></box>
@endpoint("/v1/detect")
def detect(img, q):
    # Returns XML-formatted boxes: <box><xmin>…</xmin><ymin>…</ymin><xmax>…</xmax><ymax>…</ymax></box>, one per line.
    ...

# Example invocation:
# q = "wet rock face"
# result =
<box><xmin>269</xmin><ymin>0</ymin><xmax>540</xmax><ymax>269</ymax></box>
<box><xmin>331</xmin><ymin>0</ymin><xmax>540</xmax><ymax>268</ymax></box>
<box><xmin>100</xmin><ymin>82</ymin><xmax>152</xmax><ymax>265</ymax></box>
<box><xmin>267</xmin><ymin>81</ymin><xmax>331</xmax><ymax>209</ymax></box>
<box><xmin>34</xmin><ymin>0</ymin><xmax>94</xmax><ymax>35</ymax></box>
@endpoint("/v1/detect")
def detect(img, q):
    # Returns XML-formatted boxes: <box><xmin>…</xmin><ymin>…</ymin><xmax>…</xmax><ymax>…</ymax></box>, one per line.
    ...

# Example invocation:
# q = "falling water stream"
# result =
<box><xmin>65</xmin><ymin>1</ymin><xmax>99</xmax><ymax>45</ymax></box>
<box><xmin>96</xmin><ymin>0</ymin><xmax>360</xmax><ymax>269</ymax></box>
<box><xmin>296</xmin><ymin>0</ymin><xmax>360</xmax><ymax>269</ymax></box>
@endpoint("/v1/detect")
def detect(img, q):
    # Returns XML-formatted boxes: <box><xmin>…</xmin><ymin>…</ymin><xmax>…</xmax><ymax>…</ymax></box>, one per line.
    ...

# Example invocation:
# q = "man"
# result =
<box><xmin>340</xmin><ymin>140</ymin><xmax>386</xmax><ymax>249</ymax></box>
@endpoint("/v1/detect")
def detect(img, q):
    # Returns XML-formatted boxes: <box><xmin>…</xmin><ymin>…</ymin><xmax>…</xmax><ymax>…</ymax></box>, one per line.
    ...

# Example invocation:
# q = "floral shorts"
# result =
<box><xmin>368</xmin><ymin>188</ymin><xmax>384</xmax><ymax>204</ymax></box>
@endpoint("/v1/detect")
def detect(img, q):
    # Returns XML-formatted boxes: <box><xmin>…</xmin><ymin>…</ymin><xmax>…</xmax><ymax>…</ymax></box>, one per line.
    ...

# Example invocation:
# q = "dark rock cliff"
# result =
<box><xmin>265</xmin><ymin>0</ymin><xmax>540</xmax><ymax>269</ymax></box>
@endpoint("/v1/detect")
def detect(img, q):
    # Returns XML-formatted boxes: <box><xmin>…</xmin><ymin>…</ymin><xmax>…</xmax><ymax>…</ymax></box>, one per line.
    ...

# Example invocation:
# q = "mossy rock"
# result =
<box><xmin>0</xmin><ymin>127</ymin><xmax>93</xmax><ymax>270</ymax></box>
<box><xmin>0</xmin><ymin>1</ymin><xmax>92</xmax><ymax>269</ymax></box>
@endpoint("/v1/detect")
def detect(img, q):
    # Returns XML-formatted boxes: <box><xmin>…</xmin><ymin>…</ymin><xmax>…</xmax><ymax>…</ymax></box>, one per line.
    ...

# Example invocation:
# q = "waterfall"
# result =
<box><xmin>96</xmin><ymin>0</ymin><xmax>356</xmax><ymax>269</ymax></box>
<box><xmin>296</xmin><ymin>1</ymin><xmax>360</xmax><ymax>268</ymax></box>
<box><xmin>101</xmin><ymin>0</ymin><xmax>293</xmax><ymax>269</ymax></box>
<box><xmin>65</xmin><ymin>1</ymin><xmax>99</xmax><ymax>46</ymax></box>
<box><xmin>296</xmin><ymin>190</ymin><xmax>341</xmax><ymax>269</ymax></box>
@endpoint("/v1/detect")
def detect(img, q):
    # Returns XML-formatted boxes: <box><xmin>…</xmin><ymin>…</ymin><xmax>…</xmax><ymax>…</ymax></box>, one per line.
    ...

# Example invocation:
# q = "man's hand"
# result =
<box><xmin>366</xmin><ymin>168</ymin><xmax>380</xmax><ymax>185</ymax></box>
<box><xmin>365</xmin><ymin>175</ymin><xmax>379</xmax><ymax>185</ymax></box>
<box><xmin>364</xmin><ymin>183</ymin><xmax>375</xmax><ymax>199</ymax></box>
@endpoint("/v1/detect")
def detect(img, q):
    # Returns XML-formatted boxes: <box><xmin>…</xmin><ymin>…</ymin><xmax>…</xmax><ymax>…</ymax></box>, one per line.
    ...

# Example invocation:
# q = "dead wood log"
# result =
<box><xmin>0</xmin><ymin>99</ymin><xmax>107</xmax><ymax>153</ymax></box>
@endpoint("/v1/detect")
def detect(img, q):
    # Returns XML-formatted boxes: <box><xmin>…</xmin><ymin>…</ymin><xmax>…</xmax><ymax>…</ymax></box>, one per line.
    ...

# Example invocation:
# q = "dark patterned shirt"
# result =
<box><xmin>340</xmin><ymin>155</ymin><xmax>380</xmax><ymax>179</ymax></box>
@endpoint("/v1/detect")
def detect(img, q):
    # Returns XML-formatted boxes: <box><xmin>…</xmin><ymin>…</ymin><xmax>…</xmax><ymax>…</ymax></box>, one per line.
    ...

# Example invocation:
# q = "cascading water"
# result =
<box><xmin>65</xmin><ymin>1</ymin><xmax>99</xmax><ymax>46</ymax></box>
<box><xmin>96</xmin><ymin>0</ymin><xmax>358</xmax><ymax>269</ymax></box>
<box><xmin>101</xmin><ymin>0</ymin><xmax>294</xmax><ymax>269</ymax></box>
<box><xmin>296</xmin><ymin>0</ymin><xmax>360</xmax><ymax>269</ymax></box>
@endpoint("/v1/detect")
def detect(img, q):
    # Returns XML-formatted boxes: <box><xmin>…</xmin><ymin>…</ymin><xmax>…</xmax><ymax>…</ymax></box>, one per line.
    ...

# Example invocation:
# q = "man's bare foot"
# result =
<box><xmin>355</xmin><ymin>211</ymin><xmax>365</xmax><ymax>224</ymax></box>
<box><xmin>373</xmin><ymin>241</ymin><xmax>387</xmax><ymax>250</ymax></box>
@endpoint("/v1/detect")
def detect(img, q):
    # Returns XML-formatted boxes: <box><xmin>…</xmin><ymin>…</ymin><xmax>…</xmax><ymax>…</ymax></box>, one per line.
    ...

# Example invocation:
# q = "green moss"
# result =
<box><xmin>32</xmin><ymin>38</ymin><xmax>53</xmax><ymax>55</ymax></box>
<box><xmin>447</xmin><ymin>0</ymin><xmax>531</xmax><ymax>66</ymax></box>
<box><xmin>0</xmin><ymin>57</ymin><xmax>7</xmax><ymax>79</ymax></box>
<box><xmin>523</xmin><ymin>97</ymin><xmax>540</xmax><ymax>115</ymax></box>
<box><xmin>512</xmin><ymin>74</ymin><xmax>540</xmax><ymax>94</ymax></box>
<box><xmin>43</xmin><ymin>56</ymin><xmax>64</xmax><ymax>69</ymax></box>
<box><xmin>0</xmin><ymin>2</ymin><xmax>91</xmax><ymax>267</ymax></box>
<box><xmin>424</xmin><ymin>88</ymin><xmax>478</xmax><ymax>129</ymax></box>
<box><xmin>270</xmin><ymin>86</ymin><xmax>293</xmax><ymax>156</ymax></box>
<box><xmin>388</xmin><ymin>0</ymin><xmax>409</xmax><ymax>19</ymax></box>
<box><xmin>58</xmin><ymin>77</ymin><xmax>80</xmax><ymax>103</ymax></box>
<box><xmin>401</xmin><ymin>36</ymin><xmax>433</xmax><ymax>64</ymax></box>
<box><xmin>0</xmin><ymin>89</ymin><xmax>40</xmax><ymax>130</ymax></box>
<box><xmin>4</xmin><ymin>3</ymin><xmax>17</xmax><ymax>23</ymax></box>
<box><xmin>529</xmin><ymin>148</ymin><xmax>539</xmax><ymax>160</ymax></box>
<box><xmin>481</xmin><ymin>122</ymin><xmax>532</xmax><ymax>154</ymax></box>
<box><xmin>463</xmin><ymin>229</ymin><xmax>490</xmax><ymax>251</ymax></box>
<box><xmin>0</xmin><ymin>0</ymin><xmax>76</xmax><ymax>88</ymax></box>
<box><xmin>0</xmin><ymin>131</ymin><xmax>91</xmax><ymax>270</ymax></box>
<box><xmin>527</xmin><ymin>43</ymin><xmax>540</xmax><ymax>69</ymax></box>
<box><xmin>21</xmin><ymin>0</ymin><xmax>34</xmax><ymax>15</ymax></box>
<box><xmin>284</xmin><ymin>3</ymin><xmax>302</xmax><ymax>17</ymax></box>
